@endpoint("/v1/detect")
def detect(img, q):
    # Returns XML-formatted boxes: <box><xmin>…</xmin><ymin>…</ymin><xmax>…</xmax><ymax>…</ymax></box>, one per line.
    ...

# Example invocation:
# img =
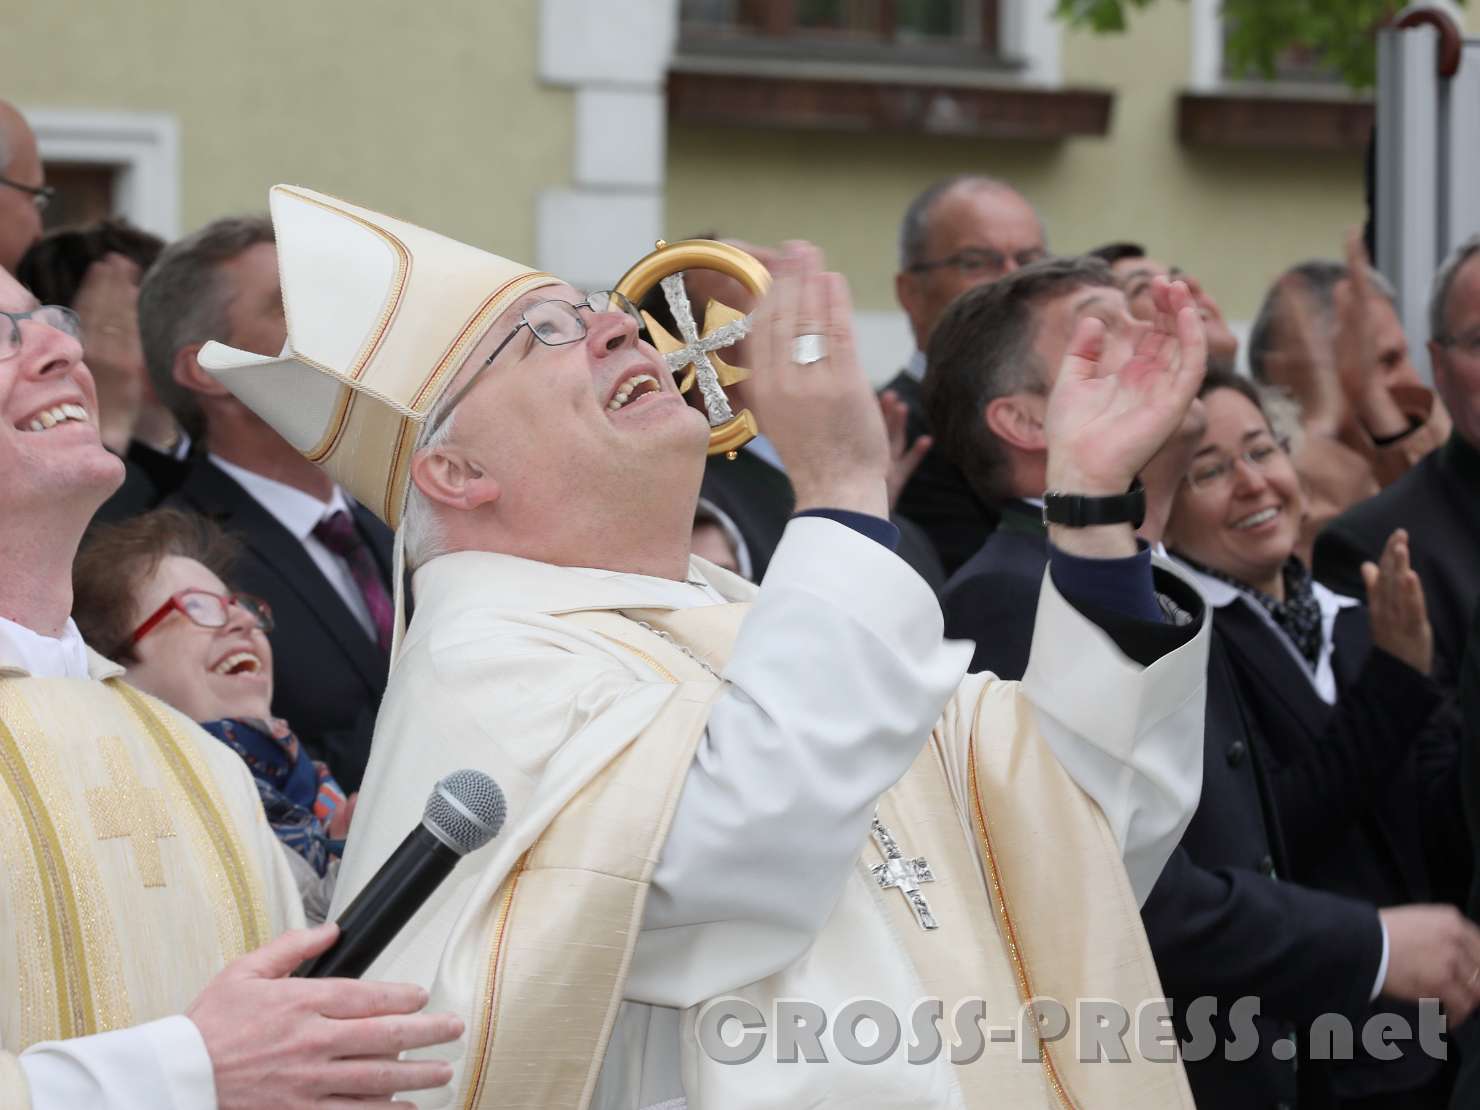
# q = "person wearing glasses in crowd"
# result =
<box><xmin>0</xmin><ymin>262</ymin><xmax>461</xmax><ymax>1107</ymax></box>
<box><xmin>1165</xmin><ymin>368</ymin><xmax>1473</xmax><ymax>1109</ymax></box>
<box><xmin>71</xmin><ymin>508</ymin><xmax>354</xmax><ymax>921</ymax></box>
<box><xmin>884</xmin><ymin>174</ymin><xmax>1049</xmax><ymax>575</ymax></box>
<box><xmin>0</xmin><ymin>99</ymin><xmax>52</xmax><ymax>276</ymax></box>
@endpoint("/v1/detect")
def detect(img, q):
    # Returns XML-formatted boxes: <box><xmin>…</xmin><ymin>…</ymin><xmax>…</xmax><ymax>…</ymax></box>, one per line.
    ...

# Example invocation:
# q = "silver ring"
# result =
<box><xmin>791</xmin><ymin>333</ymin><xmax>827</xmax><ymax>366</ymax></box>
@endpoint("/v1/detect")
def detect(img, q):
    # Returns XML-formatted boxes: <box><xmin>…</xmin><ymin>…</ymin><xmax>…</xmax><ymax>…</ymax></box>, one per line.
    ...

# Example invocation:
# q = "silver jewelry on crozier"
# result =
<box><xmin>791</xmin><ymin>333</ymin><xmax>827</xmax><ymax>366</ymax></box>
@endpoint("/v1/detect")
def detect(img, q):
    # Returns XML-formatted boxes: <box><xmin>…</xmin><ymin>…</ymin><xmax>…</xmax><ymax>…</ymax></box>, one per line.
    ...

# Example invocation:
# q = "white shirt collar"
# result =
<box><xmin>0</xmin><ymin>616</ymin><xmax>99</xmax><ymax>680</ymax></box>
<box><xmin>209</xmin><ymin>454</ymin><xmax>352</xmax><ymax>539</ymax></box>
<box><xmin>1168</xmin><ymin>556</ymin><xmax>1360</xmax><ymax>704</ymax></box>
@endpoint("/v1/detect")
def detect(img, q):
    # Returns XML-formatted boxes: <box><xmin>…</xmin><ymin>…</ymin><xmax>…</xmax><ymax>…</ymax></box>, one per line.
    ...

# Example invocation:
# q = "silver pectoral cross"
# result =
<box><xmin>870</xmin><ymin>814</ymin><xmax>939</xmax><ymax>930</ymax></box>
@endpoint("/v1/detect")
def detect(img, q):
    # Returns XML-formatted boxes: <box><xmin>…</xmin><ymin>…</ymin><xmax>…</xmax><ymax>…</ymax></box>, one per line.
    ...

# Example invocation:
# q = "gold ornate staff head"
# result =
<box><xmin>614</xmin><ymin>238</ymin><xmax>771</xmax><ymax>458</ymax></box>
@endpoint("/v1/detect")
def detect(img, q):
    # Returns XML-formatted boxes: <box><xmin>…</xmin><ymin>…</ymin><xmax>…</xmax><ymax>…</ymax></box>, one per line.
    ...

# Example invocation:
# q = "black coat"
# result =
<box><xmin>163</xmin><ymin>458</ymin><xmax>393</xmax><ymax>792</ymax></box>
<box><xmin>1449</xmin><ymin>602</ymin><xmax>1480</xmax><ymax>1107</ymax></box>
<box><xmin>700</xmin><ymin>445</ymin><xmax>946</xmax><ymax>591</ymax></box>
<box><xmin>90</xmin><ymin>441</ymin><xmax>191</xmax><ymax>529</ymax></box>
<box><xmin>881</xmin><ymin>370</ymin><xmax>999</xmax><ymax>578</ymax></box>
<box><xmin>941</xmin><ymin>514</ymin><xmax>1402</xmax><ymax>1110</ymax></box>
<box><xmin>1315</xmin><ymin>433</ymin><xmax>1480</xmax><ymax>689</ymax></box>
<box><xmin>1212</xmin><ymin>599</ymin><xmax>1454</xmax><ymax>1104</ymax></box>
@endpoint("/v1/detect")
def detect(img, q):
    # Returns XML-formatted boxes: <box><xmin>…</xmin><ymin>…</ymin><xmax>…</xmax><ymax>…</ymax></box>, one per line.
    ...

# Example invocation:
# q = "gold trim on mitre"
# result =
<box><xmin>198</xmin><ymin>184</ymin><xmax>559</xmax><ymax>529</ymax></box>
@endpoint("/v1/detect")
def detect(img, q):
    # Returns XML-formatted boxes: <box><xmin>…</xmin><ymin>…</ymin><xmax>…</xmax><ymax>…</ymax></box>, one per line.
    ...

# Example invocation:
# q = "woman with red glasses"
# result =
<box><xmin>72</xmin><ymin>508</ymin><xmax>351</xmax><ymax>919</ymax></box>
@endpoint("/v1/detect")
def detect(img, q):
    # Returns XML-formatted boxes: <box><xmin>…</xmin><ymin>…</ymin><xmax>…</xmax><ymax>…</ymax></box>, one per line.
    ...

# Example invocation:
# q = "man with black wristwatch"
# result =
<box><xmin>930</xmin><ymin>255</ymin><xmax>1476</xmax><ymax>1110</ymax></box>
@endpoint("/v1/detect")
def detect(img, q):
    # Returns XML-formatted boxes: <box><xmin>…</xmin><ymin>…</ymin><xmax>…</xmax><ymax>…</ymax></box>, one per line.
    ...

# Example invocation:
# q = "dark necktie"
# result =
<box><xmin>312</xmin><ymin>510</ymin><xmax>393</xmax><ymax>653</ymax></box>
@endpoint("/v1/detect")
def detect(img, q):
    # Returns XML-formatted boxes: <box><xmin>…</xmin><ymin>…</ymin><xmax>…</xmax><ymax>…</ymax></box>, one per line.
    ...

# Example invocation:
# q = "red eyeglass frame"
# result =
<box><xmin>127</xmin><ymin>588</ymin><xmax>274</xmax><ymax>648</ymax></box>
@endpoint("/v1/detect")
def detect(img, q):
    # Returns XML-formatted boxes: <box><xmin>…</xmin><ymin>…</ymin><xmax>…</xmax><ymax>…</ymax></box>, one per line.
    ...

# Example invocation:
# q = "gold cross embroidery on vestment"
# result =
<box><xmin>87</xmin><ymin>734</ymin><xmax>176</xmax><ymax>888</ymax></box>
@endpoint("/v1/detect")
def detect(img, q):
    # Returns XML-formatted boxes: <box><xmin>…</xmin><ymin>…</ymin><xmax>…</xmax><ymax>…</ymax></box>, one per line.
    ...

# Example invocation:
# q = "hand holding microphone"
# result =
<box><xmin>297</xmin><ymin>768</ymin><xmax>508</xmax><ymax>978</ymax></box>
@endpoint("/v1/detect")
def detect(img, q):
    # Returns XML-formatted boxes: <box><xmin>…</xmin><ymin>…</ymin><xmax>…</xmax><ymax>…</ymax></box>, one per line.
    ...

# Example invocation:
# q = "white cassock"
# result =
<box><xmin>335</xmin><ymin>517</ymin><xmax>1208</xmax><ymax>1109</ymax></box>
<box><xmin>0</xmin><ymin>617</ymin><xmax>304</xmax><ymax>1110</ymax></box>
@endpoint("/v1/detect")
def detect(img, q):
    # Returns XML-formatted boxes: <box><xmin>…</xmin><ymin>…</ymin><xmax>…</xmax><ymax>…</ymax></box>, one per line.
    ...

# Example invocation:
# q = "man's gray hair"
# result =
<box><xmin>137</xmin><ymin>214</ymin><xmax>275</xmax><ymax>439</ymax></box>
<box><xmin>1429</xmin><ymin>233</ymin><xmax>1480</xmax><ymax>343</ymax></box>
<box><xmin>401</xmin><ymin>396</ymin><xmax>457</xmax><ymax>571</ymax></box>
<box><xmin>1247</xmin><ymin>259</ymin><xmax>1398</xmax><ymax>381</ymax></box>
<box><xmin>897</xmin><ymin>174</ymin><xmax>1034</xmax><ymax>272</ymax></box>
<box><xmin>922</xmin><ymin>255</ymin><xmax>1114</xmax><ymax>503</ymax></box>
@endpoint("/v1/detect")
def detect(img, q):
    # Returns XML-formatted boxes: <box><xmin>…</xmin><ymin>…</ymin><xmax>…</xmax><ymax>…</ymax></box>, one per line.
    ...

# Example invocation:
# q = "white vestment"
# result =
<box><xmin>0</xmin><ymin>617</ymin><xmax>304</xmax><ymax>1110</ymax></box>
<box><xmin>335</xmin><ymin>518</ymin><xmax>1208</xmax><ymax>1108</ymax></box>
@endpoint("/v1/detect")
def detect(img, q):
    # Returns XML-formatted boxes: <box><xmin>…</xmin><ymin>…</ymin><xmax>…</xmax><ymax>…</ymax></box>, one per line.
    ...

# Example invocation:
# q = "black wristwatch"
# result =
<box><xmin>1041</xmin><ymin>478</ymin><xmax>1146</xmax><ymax>529</ymax></box>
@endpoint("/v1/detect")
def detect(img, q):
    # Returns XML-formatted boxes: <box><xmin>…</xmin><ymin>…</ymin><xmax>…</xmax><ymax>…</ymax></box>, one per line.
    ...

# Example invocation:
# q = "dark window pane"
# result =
<box><xmin>680</xmin><ymin>0</ymin><xmax>996</xmax><ymax>56</ymax></box>
<box><xmin>42</xmin><ymin>163</ymin><xmax>117</xmax><ymax>231</ymax></box>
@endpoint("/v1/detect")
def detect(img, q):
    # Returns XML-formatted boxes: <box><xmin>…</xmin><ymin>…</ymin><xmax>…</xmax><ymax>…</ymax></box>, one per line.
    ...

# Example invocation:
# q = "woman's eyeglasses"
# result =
<box><xmin>128</xmin><ymin>589</ymin><xmax>274</xmax><ymax>648</ymax></box>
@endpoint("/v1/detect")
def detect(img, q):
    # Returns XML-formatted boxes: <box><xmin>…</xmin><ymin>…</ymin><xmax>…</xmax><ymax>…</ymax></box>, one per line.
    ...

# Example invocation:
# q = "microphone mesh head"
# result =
<box><xmin>424</xmin><ymin>769</ymin><xmax>507</xmax><ymax>855</ymax></box>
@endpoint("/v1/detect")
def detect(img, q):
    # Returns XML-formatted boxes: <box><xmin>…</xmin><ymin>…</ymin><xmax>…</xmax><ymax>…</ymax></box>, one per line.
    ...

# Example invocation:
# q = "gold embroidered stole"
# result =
<box><xmin>0</xmin><ymin>676</ymin><xmax>269</xmax><ymax>1049</ymax></box>
<box><xmin>454</xmin><ymin>604</ymin><xmax>1191</xmax><ymax>1110</ymax></box>
<box><xmin>881</xmin><ymin>682</ymin><xmax>1195</xmax><ymax>1108</ymax></box>
<box><xmin>456</xmin><ymin>605</ymin><xmax>739</xmax><ymax>1110</ymax></box>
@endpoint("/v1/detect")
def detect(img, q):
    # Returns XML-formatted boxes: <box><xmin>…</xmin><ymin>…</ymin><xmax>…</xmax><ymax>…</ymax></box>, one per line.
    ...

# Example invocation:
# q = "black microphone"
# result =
<box><xmin>295</xmin><ymin>769</ymin><xmax>507</xmax><ymax>978</ymax></box>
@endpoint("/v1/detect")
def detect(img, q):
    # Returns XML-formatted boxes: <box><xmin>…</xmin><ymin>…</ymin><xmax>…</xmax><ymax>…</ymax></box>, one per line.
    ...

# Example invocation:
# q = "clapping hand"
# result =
<box><xmin>1042</xmin><ymin>275</ymin><xmax>1206</xmax><ymax>555</ymax></box>
<box><xmin>1363</xmin><ymin>528</ymin><xmax>1432</xmax><ymax>675</ymax></box>
<box><xmin>72</xmin><ymin>253</ymin><xmax>147</xmax><ymax>454</ymax></box>
<box><xmin>1333</xmin><ymin>227</ymin><xmax>1411</xmax><ymax>441</ymax></box>
<box><xmin>879</xmin><ymin>389</ymin><xmax>931</xmax><ymax>512</ymax></box>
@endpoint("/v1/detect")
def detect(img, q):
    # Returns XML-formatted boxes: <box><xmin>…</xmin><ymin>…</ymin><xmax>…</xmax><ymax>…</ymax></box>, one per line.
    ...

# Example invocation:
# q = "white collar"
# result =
<box><xmin>209</xmin><ymin>453</ymin><xmax>352</xmax><ymax>541</ymax></box>
<box><xmin>1168</xmin><ymin>556</ymin><xmax>1359</xmax><ymax>704</ymax></box>
<box><xmin>902</xmin><ymin>349</ymin><xmax>927</xmax><ymax>383</ymax></box>
<box><xmin>1168</xmin><ymin>558</ymin><xmax>1359</xmax><ymax>616</ymax></box>
<box><xmin>0</xmin><ymin>616</ymin><xmax>121</xmax><ymax>680</ymax></box>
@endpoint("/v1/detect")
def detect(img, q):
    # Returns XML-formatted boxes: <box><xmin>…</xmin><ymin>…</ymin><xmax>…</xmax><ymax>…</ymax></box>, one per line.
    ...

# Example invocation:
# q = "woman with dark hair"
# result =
<box><xmin>72</xmin><ymin>508</ymin><xmax>351</xmax><ymax>919</ymax></box>
<box><xmin>1165</xmin><ymin>368</ymin><xmax>1467</xmax><ymax>1107</ymax></box>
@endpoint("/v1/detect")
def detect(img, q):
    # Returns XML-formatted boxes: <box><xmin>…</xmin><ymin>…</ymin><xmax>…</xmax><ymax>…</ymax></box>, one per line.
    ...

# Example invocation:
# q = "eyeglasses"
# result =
<box><xmin>0</xmin><ymin>176</ymin><xmax>55</xmax><ymax>213</ymax></box>
<box><xmin>0</xmin><ymin>305</ymin><xmax>81</xmax><ymax>361</ymax></box>
<box><xmin>908</xmin><ymin>247</ymin><xmax>1048</xmax><ymax>279</ymax></box>
<box><xmin>1435</xmin><ymin>329</ymin><xmax>1480</xmax><ymax>359</ymax></box>
<box><xmin>427</xmin><ymin>290</ymin><xmax>643</xmax><ymax>435</ymax></box>
<box><xmin>128</xmin><ymin>589</ymin><xmax>275</xmax><ymax>648</ymax></box>
<box><xmin>1185</xmin><ymin>436</ymin><xmax>1288</xmax><ymax>493</ymax></box>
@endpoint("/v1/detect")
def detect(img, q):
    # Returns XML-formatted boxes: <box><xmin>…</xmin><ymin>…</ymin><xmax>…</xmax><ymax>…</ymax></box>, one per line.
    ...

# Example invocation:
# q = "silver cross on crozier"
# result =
<box><xmin>870</xmin><ymin>814</ymin><xmax>939</xmax><ymax>930</ymax></box>
<box><xmin>658</xmin><ymin>273</ymin><xmax>751</xmax><ymax>427</ymax></box>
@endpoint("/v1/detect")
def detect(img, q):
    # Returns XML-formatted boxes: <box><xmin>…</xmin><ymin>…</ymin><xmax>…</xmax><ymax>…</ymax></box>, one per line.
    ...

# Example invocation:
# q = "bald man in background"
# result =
<box><xmin>0</xmin><ymin>101</ymin><xmax>46</xmax><ymax>274</ymax></box>
<box><xmin>886</xmin><ymin>175</ymin><xmax>1048</xmax><ymax>574</ymax></box>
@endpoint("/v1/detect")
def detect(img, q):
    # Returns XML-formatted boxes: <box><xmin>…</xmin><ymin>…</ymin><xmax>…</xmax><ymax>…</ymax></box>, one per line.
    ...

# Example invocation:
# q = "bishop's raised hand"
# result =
<box><xmin>746</xmin><ymin>241</ymin><xmax>890</xmax><ymax>519</ymax></box>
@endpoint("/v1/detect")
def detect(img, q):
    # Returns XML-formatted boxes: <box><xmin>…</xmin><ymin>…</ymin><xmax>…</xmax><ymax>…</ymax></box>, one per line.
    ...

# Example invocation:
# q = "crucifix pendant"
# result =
<box><xmin>870</xmin><ymin>814</ymin><xmax>939</xmax><ymax>930</ymax></box>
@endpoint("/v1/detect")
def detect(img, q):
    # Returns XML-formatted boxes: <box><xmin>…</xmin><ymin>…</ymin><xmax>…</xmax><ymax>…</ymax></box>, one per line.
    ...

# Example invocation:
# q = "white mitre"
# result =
<box><xmin>198</xmin><ymin>184</ymin><xmax>560</xmax><ymax>529</ymax></box>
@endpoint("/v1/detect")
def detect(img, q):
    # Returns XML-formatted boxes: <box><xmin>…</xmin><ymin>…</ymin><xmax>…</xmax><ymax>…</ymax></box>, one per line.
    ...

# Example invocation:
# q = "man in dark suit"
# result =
<box><xmin>132</xmin><ymin>216</ymin><xmax>394</xmax><ymax>791</ymax></box>
<box><xmin>699</xmin><ymin>439</ymin><xmax>944</xmax><ymax>589</ymax></box>
<box><xmin>1315</xmin><ymin>235</ymin><xmax>1480</xmax><ymax>689</ymax></box>
<box><xmin>883</xmin><ymin>175</ymin><xmax>1047</xmax><ymax>574</ymax></box>
<box><xmin>931</xmin><ymin>259</ymin><xmax>1474</xmax><ymax>1109</ymax></box>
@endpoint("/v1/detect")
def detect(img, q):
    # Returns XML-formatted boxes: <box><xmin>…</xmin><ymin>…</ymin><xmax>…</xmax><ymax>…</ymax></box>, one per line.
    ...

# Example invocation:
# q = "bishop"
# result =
<box><xmin>203</xmin><ymin>185</ymin><xmax>1212</xmax><ymax>1109</ymax></box>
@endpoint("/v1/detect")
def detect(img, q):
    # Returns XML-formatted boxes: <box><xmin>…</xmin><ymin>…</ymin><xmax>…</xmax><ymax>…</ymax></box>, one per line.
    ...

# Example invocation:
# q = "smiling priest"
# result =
<box><xmin>202</xmin><ymin>185</ymin><xmax>1212</xmax><ymax>1110</ymax></box>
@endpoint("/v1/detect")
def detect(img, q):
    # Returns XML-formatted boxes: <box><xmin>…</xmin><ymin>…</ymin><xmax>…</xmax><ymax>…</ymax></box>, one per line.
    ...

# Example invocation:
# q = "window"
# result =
<box><xmin>41</xmin><ymin>163</ymin><xmax>118</xmax><ymax>231</ymax></box>
<box><xmin>1219</xmin><ymin>24</ymin><xmax>1342</xmax><ymax>86</ymax></box>
<box><xmin>1179</xmin><ymin>0</ymin><xmax>1369</xmax><ymax>152</ymax></box>
<box><xmin>679</xmin><ymin>0</ymin><xmax>1002</xmax><ymax>66</ymax></box>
